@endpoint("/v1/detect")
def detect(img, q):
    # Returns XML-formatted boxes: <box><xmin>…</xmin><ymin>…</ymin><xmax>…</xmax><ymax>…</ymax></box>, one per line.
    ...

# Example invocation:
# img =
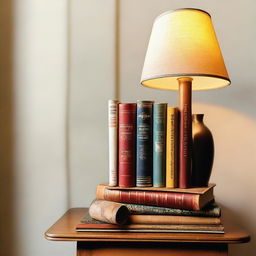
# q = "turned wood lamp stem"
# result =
<box><xmin>178</xmin><ymin>77</ymin><xmax>192</xmax><ymax>188</ymax></box>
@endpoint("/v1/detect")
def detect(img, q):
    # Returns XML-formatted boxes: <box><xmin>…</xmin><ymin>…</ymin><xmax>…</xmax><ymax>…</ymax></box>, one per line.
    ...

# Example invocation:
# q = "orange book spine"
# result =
<box><xmin>129</xmin><ymin>215</ymin><xmax>221</xmax><ymax>225</ymax></box>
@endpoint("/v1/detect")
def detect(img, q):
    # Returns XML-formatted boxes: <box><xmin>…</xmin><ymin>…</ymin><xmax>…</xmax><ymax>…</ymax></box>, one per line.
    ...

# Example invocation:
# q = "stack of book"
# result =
<box><xmin>76</xmin><ymin>99</ymin><xmax>224</xmax><ymax>234</ymax></box>
<box><xmin>76</xmin><ymin>184</ymin><xmax>224</xmax><ymax>234</ymax></box>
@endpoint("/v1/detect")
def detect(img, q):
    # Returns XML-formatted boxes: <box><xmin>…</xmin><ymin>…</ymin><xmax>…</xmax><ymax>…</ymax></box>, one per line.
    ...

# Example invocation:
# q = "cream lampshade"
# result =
<box><xmin>140</xmin><ymin>8</ymin><xmax>230</xmax><ymax>188</ymax></box>
<box><xmin>141</xmin><ymin>8</ymin><xmax>230</xmax><ymax>90</ymax></box>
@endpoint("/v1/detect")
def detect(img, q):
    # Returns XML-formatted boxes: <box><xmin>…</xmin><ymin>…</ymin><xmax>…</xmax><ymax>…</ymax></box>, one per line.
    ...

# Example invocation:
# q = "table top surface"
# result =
<box><xmin>45</xmin><ymin>208</ymin><xmax>250</xmax><ymax>244</ymax></box>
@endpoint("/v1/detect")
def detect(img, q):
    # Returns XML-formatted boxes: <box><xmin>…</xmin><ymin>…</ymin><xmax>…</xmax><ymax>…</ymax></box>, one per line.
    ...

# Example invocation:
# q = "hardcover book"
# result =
<box><xmin>166</xmin><ymin>107</ymin><xmax>179</xmax><ymax>188</ymax></box>
<box><xmin>118</xmin><ymin>103</ymin><xmax>137</xmax><ymax>187</ymax></box>
<box><xmin>153</xmin><ymin>103</ymin><xmax>167</xmax><ymax>187</ymax></box>
<box><xmin>136</xmin><ymin>100</ymin><xmax>154</xmax><ymax>187</ymax></box>
<box><xmin>129</xmin><ymin>214</ymin><xmax>221</xmax><ymax>225</ymax></box>
<box><xmin>108</xmin><ymin>100</ymin><xmax>119</xmax><ymax>186</ymax></box>
<box><xmin>96</xmin><ymin>184</ymin><xmax>215</xmax><ymax>211</ymax></box>
<box><xmin>125</xmin><ymin>202</ymin><xmax>221</xmax><ymax>217</ymax></box>
<box><xmin>77</xmin><ymin>210</ymin><xmax>224</xmax><ymax>234</ymax></box>
<box><xmin>76</xmin><ymin>225</ymin><xmax>224</xmax><ymax>234</ymax></box>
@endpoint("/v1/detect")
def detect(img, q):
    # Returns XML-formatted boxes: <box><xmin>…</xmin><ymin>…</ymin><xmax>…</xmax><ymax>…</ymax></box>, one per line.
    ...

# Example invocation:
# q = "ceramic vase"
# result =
<box><xmin>192</xmin><ymin>114</ymin><xmax>214</xmax><ymax>187</ymax></box>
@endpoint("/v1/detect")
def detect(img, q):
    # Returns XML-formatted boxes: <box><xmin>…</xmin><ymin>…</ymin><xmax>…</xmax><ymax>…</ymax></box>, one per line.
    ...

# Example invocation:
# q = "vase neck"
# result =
<box><xmin>192</xmin><ymin>114</ymin><xmax>204</xmax><ymax>123</ymax></box>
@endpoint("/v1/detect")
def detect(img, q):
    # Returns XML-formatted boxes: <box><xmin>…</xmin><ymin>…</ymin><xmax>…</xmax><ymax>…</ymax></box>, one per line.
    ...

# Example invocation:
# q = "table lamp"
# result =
<box><xmin>140</xmin><ymin>8</ymin><xmax>230</xmax><ymax>188</ymax></box>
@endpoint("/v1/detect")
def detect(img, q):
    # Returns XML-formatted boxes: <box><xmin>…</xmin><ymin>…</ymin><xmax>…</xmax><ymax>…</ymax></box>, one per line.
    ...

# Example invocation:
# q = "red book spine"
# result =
<box><xmin>118</xmin><ymin>104</ymin><xmax>137</xmax><ymax>187</ymax></box>
<box><xmin>102</xmin><ymin>189</ymin><xmax>198</xmax><ymax>211</ymax></box>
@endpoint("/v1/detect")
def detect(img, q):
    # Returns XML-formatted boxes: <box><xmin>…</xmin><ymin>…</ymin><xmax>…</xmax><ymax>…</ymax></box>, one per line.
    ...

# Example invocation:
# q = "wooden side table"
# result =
<box><xmin>45</xmin><ymin>208</ymin><xmax>250</xmax><ymax>256</ymax></box>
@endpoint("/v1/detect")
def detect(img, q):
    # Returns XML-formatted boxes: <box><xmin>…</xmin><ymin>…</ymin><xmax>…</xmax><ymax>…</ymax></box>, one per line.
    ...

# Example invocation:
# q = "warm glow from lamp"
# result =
<box><xmin>141</xmin><ymin>9</ymin><xmax>230</xmax><ymax>90</ymax></box>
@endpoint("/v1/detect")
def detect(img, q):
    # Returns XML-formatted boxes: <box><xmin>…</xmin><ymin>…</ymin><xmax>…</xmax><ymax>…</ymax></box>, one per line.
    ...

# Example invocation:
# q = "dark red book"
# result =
<box><xmin>118</xmin><ymin>103</ymin><xmax>137</xmax><ymax>187</ymax></box>
<box><xmin>96</xmin><ymin>184</ymin><xmax>215</xmax><ymax>211</ymax></box>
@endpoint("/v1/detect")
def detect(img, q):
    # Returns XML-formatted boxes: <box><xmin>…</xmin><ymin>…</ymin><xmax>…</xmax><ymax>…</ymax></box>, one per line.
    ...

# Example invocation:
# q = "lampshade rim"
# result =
<box><xmin>155</xmin><ymin>8</ymin><xmax>211</xmax><ymax>22</ymax></box>
<box><xmin>141</xmin><ymin>73</ymin><xmax>231</xmax><ymax>91</ymax></box>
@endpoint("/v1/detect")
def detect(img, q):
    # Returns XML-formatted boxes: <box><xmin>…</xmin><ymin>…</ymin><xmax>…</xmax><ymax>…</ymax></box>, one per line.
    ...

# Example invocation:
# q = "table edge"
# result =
<box><xmin>45</xmin><ymin>231</ymin><xmax>250</xmax><ymax>244</ymax></box>
<box><xmin>44</xmin><ymin>208</ymin><xmax>251</xmax><ymax>244</ymax></box>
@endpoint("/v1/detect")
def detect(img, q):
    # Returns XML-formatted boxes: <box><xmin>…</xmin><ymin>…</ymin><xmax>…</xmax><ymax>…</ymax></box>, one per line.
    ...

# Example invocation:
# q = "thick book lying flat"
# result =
<box><xmin>77</xmin><ymin>211</ymin><xmax>224</xmax><ymax>234</ymax></box>
<box><xmin>125</xmin><ymin>202</ymin><xmax>221</xmax><ymax>217</ymax></box>
<box><xmin>96</xmin><ymin>184</ymin><xmax>215</xmax><ymax>211</ymax></box>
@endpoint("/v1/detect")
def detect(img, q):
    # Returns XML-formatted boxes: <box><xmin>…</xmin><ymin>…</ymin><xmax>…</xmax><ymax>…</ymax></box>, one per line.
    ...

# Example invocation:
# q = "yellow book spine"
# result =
<box><xmin>166</xmin><ymin>107</ymin><xmax>178</xmax><ymax>188</ymax></box>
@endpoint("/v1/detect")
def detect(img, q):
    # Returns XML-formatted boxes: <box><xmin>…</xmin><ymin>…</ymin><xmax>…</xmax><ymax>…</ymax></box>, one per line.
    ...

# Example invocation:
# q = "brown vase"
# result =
<box><xmin>192</xmin><ymin>114</ymin><xmax>214</xmax><ymax>187</ymax></box>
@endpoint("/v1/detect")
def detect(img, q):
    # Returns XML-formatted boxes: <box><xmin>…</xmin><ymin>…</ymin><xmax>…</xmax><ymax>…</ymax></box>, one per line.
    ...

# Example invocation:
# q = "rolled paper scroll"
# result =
<box><xmin>89</xmin><ymin>199</ymin><xmax>129</xmax><ymax>225</ymax></box>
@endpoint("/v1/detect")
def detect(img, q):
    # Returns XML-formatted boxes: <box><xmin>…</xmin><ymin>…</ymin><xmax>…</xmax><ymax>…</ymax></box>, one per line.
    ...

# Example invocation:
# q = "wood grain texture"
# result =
<box><xmin>178</xmin><ymin>78</ymin><xmax>192</xmax><ymax>188</ymax></box>
<box><xmin>45</xmin><ymin>208</ymin><xmax>250</xmax><ymax>244</ymax></box>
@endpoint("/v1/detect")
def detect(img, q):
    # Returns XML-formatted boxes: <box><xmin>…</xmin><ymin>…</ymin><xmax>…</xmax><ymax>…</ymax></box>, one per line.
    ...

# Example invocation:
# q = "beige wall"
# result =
<box><xmin>0</xmin><ymin>0</ymin><xmax>74</xmax><ymax>255</ymax></box>
<box><xmin>68</xmin><ymin>0</ymin><xmax>116</xmax><ymax>207</ymax></box>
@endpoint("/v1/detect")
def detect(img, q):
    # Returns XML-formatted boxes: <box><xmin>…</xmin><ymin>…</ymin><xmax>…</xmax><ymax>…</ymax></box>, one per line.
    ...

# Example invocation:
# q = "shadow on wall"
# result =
<box><xmin>193</xmin><ymin>102</ymin><xmax>256</xmax><ymax>255</ymax></box>
<box><xmin>0</xmin><ymin>0</ymin><xmax>15</xmax><ymax>256</ymax></box>
<box><xmin>221</xmin><ymin>204</ymin><xmax>255</xmax><ymax>255</ymax></box>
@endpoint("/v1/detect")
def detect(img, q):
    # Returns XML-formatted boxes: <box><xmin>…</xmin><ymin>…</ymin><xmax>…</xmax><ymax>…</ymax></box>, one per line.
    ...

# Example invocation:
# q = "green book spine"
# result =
<box><xmin>153</xmin><ymin>103</ymin><xmax>167</xmax><ymax>187</ymax></box>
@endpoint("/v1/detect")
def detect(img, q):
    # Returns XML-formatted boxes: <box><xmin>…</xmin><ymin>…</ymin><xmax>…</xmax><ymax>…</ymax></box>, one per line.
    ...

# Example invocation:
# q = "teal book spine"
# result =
<box><xmin>153</xmin><ymin>103</ymin><xmax>167</xmax><ymax>187</ymax></box>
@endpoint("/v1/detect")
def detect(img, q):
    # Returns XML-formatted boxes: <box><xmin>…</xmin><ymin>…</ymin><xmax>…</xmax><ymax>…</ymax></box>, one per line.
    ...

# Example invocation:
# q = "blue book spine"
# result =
<box><xmin>153</xmin><ymin>103</ymin><xmax>167</xmax><ymax>187</ymax></box>
<box><xmin>136</xmin><ymin>100</ymin><xmax>154</xmax><ymax>187</ymax></box>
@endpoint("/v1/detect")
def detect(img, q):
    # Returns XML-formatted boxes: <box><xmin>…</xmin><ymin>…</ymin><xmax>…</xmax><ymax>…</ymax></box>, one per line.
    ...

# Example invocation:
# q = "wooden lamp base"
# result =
<box><xmin>178</xmin><ymin>77</ymin><xmax>192</xmax><ymax>188</ymax></box>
